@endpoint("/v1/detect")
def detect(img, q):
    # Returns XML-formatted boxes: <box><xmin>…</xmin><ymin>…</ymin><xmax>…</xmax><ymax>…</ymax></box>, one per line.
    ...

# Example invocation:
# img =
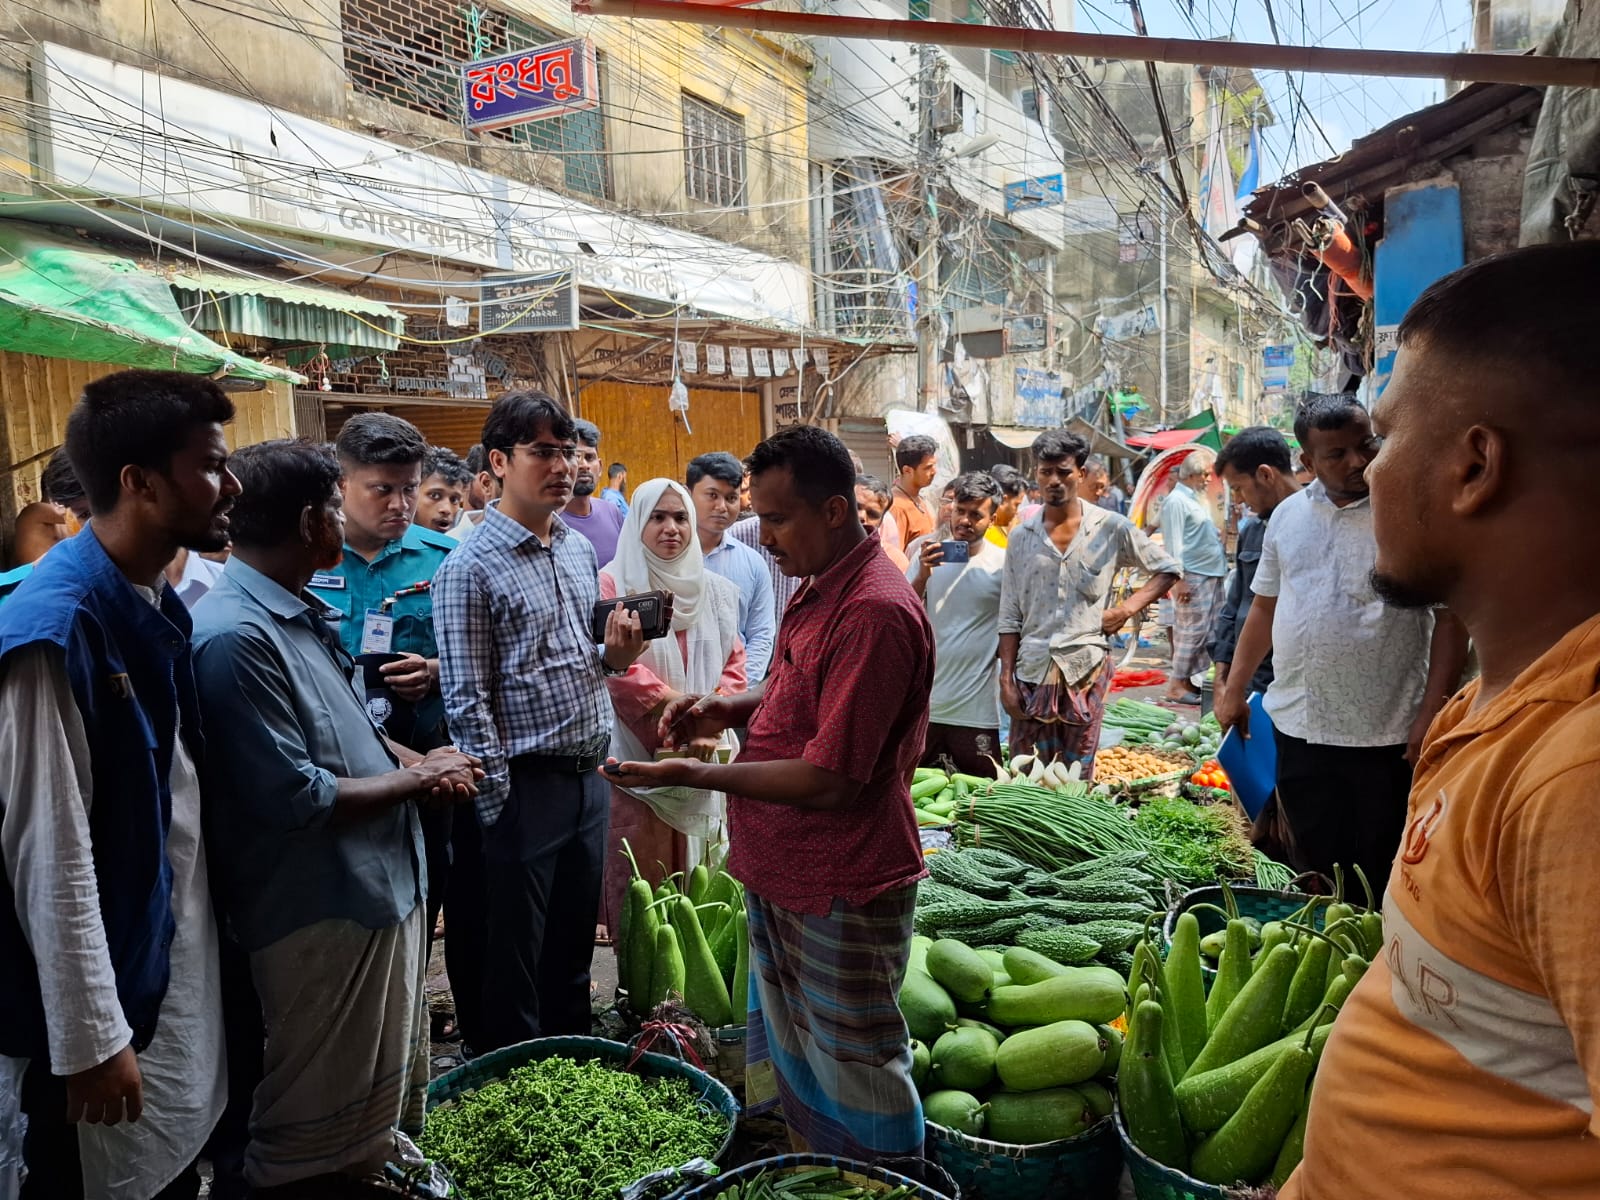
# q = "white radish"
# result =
<box><xmin>1027</xmin><ymin>757</ymin><xmax>1048</xmax><ymax>784</ymax></box>
<box><xmin>1010</xmin><ymin>754</ymin><xmax>1035</xmax><ymax>776</ymax></box>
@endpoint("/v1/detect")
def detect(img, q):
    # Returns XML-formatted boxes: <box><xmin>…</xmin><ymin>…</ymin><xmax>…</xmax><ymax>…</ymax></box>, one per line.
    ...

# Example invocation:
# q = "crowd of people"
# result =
<box><xmin>0</xmin><ymin>242</ymin><xmax>1595</xmax><ymax>1200</ymax></box>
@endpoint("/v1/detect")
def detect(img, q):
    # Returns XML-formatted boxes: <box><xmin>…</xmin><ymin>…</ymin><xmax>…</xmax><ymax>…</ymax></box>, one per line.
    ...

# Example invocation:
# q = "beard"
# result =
<box><xmin>572</xmin><ymin>475</ymin><xmax>597</xmax><ymax>497</ymax></box>
<box><xmin>1370</xmin><ymin>567</ymin><xmax>1448</xmax><ymax>610</ymax></box>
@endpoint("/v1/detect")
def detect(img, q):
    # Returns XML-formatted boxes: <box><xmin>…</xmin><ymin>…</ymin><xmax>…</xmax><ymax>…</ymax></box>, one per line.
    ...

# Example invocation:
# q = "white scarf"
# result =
<box><xmin>601</xmin><ymin>478</ymin><xmax>703</xmax><ymax>631</ymax></box>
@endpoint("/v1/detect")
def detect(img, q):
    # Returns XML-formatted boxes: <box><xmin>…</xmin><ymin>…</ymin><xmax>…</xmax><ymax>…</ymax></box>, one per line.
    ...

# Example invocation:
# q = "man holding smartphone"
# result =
<box><xmin>606</xmin><ymin>426</ymin><xmax>934</xmax><ymax>1162</ymax></box>
<box><xmin>909</xmin><ymin>472</ymin><xmax>1007</xmax><ymax>776</ymax></box>
<box><xmin>433</xmin><ymin>391</ymin><xmax>647</xmax><ymax>1053</ymax></box>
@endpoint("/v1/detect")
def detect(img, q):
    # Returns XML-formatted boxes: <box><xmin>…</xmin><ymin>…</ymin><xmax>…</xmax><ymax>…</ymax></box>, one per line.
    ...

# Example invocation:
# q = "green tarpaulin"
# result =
<box><xmin>0</xmin><ymin>222</ymin><xmax>304</xmax><ymax>383</ymax></box>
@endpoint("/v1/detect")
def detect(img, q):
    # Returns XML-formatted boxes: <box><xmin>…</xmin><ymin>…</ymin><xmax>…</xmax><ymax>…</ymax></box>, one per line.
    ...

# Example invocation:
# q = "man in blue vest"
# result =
<box><xmin>0</xmin><ymin>369</ymin><xmax>239</xmax><ymax>1199</ymax></box>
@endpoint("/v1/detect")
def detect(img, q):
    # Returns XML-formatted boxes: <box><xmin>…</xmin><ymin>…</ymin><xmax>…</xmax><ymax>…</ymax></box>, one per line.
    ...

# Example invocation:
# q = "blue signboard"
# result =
<box><xmin>1003</xmin><ymin>174</ymin><xmax>1064</xmax><ymax>213</ymax></box>
<box><xmin>1015</xmin><ymin>367</ymin><xmax>1066</xmax><ymax>427</ymax></box>
<box><xmin>461</xmin><ymin>38</ymin><xmax>600</xmax><ymax>133</ymax></box>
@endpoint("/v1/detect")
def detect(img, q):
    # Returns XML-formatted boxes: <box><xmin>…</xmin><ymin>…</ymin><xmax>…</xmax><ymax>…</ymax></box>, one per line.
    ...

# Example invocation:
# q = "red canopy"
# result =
<box><xmin>1125</xmin><ymin>428</ymin><xmax>1205</xmax><ymax>451</ymax></box>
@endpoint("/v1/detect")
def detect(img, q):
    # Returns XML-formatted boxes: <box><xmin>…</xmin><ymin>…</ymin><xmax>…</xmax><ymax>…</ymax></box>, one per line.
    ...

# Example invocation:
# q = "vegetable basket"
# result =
<box><xmin>681</xmin><ymin>1153</ymin><xmax>958</xmax><ymax>1200</ymax></box>
<box><xmin>427</xmin><ymin>1035</ymin><xmax>740</xmax><ymax>1194</ymax></box>
<box><xmin>925</xmin><ymin>1115</ymin><xmax>1120</xmax><ymax>1200</ymax></box>
<box><xmin>1161</xmin><ymin>884</ymin><xmax>1320</xmax><ymax>982</ymax></box>
<box><xmin>1116</xmin><ymin>1108</ymin><xmax>1246</xmax><ymax>1200</ymax></box>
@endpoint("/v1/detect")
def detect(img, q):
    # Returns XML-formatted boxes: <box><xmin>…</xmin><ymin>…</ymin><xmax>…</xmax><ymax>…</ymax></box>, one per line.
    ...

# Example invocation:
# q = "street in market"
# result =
<box><xmin>2</xmin><ymin>2</ymin><xmax>1600</xmax><ymax>1199</ymax></box>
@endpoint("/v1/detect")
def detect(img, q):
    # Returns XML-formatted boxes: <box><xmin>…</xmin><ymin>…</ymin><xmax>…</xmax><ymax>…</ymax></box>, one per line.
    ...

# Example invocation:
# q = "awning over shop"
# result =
<box><xmin>1066</xmin><ymin>417</ymin><xmax>1137</xmax><ymax>461</ymax></box>
<box><xmin>168</xmin><ymin>271</ymin><xmax>404</xmax><ymax>351</ymax></box>
<box><xmin>0</xmin><ymin>222</ymin><xmax>303</xmax><ymax>383</ymax></box>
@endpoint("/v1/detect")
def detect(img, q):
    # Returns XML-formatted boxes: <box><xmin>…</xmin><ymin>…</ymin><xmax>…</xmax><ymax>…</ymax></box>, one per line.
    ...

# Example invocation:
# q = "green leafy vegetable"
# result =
<box><xmin>419</xmin><ymin>1056</ymin><xmax>726</xmax><ymax>1200</ymax></box>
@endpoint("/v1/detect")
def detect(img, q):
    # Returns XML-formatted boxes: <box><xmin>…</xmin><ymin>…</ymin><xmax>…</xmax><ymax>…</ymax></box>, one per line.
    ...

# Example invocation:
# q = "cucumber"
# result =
<box><xmin>994</xmin><ymin>1020</ymin><xmax>1106</xmax><ymax>1091</ymax></box>
<box><xmin>898</xmin><ymin>968</ymin><xmax>958</xmax><ymax>1043</ymax></box>
<box><xmin>987</xmin><ymin>971</ymin><xmax>1126</xmax><ymax>1027</ymax></box>
<box><xmin>927</xmin><ymin>939</ymin><xmax>995</xmax><ymax>1005</ymax></box>
<box><xmin>1074</xmin><ymin>1079</ymin><xmax>1114</xmax><ymax>1121</ymax></box>
<box><xmin>910</xmin><ymin>1038</ymin><xmax>930</xmax><ymax>1090</ymax></box>
<box><xmin>924</xmin><ymin>1089</ymin><xmax>987</xmax><ymax>1137</ymax></box>
<box><xmin>1002</xmin><ymin>946</ymin><xmax>1071</xmax><ymax>985</ymax></box>
<box><xmin>930</xmin><ymin>1026</ymin><xmax>1000</xmax><ymax>1091</ymax></box>
<box><xmin>984</xmin><ymin>1088</ymin><xmax>1094</xmax><ymax>1144</ymax></box>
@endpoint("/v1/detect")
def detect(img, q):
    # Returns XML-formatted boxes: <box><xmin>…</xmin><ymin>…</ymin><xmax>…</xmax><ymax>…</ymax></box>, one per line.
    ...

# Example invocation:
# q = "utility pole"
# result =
<box><xmin>1157</xmin><ymin>184</ymin><xmax>1169</xmax><ymax>423</ymax></box>
<box><xmin>915</xmin><ymin>41</ymin><xmax>942</xmax><ymax>414</ymax></box>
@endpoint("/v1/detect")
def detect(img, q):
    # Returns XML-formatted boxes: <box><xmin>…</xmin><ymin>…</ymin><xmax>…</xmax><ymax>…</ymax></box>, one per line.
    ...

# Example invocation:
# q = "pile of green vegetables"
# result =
<box><xmin>902</xmin><ymin>935</ymin><xmax>1124</xmax><ymax>1146</ymax></box>
<box><xmin>617</xmin><ymin>842</ymin><xmax>747</xmax><ymax>1028</ymax></box>
<box><xmin>1118</xmin><ymin>876</ymin><xmax>1383</xmax><ymax>1189</ymax></box>
<box><xmin>419</xmin><ymin>1056</ymin><xmax>727</xmax><ymax>1200</ymax></box>
<box><xmin>949</xmin><ymin>782</ymin><xmax>1292</xmax><ymax>890</ymax></box>
<box><xmin>1104</xmin><ymin>700</ymin><xmax>1226</xmax><ymax>758</ymax></box>
<box><xmin>712</xmin><ymin>1165</ymin><xmax>922</xmax><ymax>1199</ymax></box>
<box><xmin>914</xmin><ymin>845</ymin><xmax>1158</xmax><ymax>975</ymax></box>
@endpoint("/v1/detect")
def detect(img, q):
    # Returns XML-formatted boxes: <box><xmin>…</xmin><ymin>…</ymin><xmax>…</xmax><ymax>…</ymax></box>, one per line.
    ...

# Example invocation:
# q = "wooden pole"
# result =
<box><xmin>572</xmin><ymin>0</ymin><xmax>1600</xmax><ymax>88</ymax></box>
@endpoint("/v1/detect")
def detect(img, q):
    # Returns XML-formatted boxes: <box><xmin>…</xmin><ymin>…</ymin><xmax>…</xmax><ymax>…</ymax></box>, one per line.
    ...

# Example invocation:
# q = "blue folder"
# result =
<box><xmin>1217</xmin><ymin>692</ymin><xmax>1276</xmax><ymax>821</ymax></box>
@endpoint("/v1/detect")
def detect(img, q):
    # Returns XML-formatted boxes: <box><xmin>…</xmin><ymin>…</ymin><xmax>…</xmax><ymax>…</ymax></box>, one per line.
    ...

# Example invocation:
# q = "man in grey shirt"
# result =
<box><xmin>191</xmin><ymin>439</ymin><xmax>479</xmax><ymax>1192</ymax></box>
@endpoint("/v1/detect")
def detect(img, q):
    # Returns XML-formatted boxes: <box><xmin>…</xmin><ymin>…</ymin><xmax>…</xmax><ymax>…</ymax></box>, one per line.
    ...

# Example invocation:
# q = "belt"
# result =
<box><xmin>514</xmin><ymin>750</ymin><xmax>605</xmax><ymax>774</ymax></box>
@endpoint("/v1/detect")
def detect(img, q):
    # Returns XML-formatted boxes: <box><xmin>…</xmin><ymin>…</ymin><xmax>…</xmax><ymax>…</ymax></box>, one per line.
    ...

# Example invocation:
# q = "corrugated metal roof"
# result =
<box><xmin>1242</xmin><ymin>80</ymin><xmax>1543</xmax><ymax>238</ymax></box>
<box><xmin>169</xmin><ymin>271</ymin><xmax>405</xmax><ymax>352</ymax></box>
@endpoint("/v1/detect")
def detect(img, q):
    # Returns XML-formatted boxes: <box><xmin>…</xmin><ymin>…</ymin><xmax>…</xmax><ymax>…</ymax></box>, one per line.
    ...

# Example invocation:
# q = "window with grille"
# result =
<box><xmin>682</xmin><ymin>93</ymin><xmax>746</xmax><ymax>210</ymax></box>
<box><xmin>340</xmin><ymin>0</ymin><xmax>608</xmax><ymax>198</ymax></box>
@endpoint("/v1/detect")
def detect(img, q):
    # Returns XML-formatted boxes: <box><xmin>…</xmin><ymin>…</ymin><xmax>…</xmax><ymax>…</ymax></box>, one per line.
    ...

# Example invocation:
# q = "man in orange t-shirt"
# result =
<box><xmin>1282</xmin><ymin>242</ymin><xmax>1600</xmax><ymax>1199</ymax></box>
<box><xmin>886</xmin><ymin>434</ymin><xmax>938</xmax><ymax>554</ymax></box>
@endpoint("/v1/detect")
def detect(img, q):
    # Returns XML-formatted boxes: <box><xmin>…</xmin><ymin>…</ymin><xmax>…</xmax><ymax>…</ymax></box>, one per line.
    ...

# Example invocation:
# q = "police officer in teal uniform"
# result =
<box><xmin>308</xmin><ymin>415</ymin><xmax>463</xmax><ymax>1038</ymax></box>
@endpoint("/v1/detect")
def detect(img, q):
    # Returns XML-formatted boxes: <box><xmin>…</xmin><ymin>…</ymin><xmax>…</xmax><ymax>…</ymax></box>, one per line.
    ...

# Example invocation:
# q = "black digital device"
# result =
<box><xmin>591</xmin><ymin>590</ymin><xmax>674</xmax><ymax>642</ymax></box>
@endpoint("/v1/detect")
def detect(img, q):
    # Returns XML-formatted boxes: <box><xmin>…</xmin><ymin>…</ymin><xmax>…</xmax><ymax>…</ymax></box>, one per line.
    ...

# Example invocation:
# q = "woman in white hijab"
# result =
<box><xmin>598</xmin><ymin>478</ymin><xmax>747</xmax><ymax>948</ymax></box>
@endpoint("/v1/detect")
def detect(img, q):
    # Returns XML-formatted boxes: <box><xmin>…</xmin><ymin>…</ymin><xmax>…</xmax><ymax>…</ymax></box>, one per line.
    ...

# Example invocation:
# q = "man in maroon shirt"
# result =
<box><xmin>607</xmin><ymin>425</ymin><xmax>933</xmax><ymax>1160</ymax></box>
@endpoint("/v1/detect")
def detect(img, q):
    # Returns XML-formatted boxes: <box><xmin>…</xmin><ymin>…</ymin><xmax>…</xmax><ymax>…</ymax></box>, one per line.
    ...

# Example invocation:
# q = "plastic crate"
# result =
<box><xmin>925</xmin><ymin>1114</ymin><xmax>1120</xmax><ymax>1200</ymax></box>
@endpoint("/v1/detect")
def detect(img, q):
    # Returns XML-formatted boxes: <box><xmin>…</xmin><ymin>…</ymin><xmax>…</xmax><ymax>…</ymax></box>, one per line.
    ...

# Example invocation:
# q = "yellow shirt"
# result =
<box><xmin>1284</xmin><ymin>614</ymin><xmax>1600</xmax><ymax>1200</ymax></box>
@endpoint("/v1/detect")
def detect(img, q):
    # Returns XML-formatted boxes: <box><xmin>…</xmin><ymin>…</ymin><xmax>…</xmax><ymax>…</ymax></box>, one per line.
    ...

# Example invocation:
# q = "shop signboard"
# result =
<box><xmin>479</xmin><ymin>272</ymin><xmax>579</xmax><ymax>333</ymax></box>
<box><xmin>461</xmin><ymin>38</ymin><xmax>599</xmax><ymax>132</ymax></box>
<box><xmin>1003</xmin><ymin>174</ymin><xmax>1063</xmax><ymax>213</ymax></box>
<box><xmin>1262</xmin><ymin>343</ymin><xmax>1295</xmax><ymax>394</ymax></box>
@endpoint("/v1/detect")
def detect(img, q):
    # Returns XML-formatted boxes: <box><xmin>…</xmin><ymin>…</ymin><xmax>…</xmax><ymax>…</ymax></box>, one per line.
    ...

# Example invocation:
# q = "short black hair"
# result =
<box><xmin>41</xmin><ymin>447</ymin><xmax>86</xmax><ymax>508</ymax></box>
<box><xmin>608</xmin><ymin>462</ymin><xmax>627</xmax><ymax>480</ymax></box>
<box><xmin>573</xmin><ymin>418</ymin><xmax>601</xmax><ymax>448</ymax></box>
<box><xmin>687</xmin><ymin>451</ymin><xmax>744</xmax><ymax>489</ymax></box>
<box><xmin>1215</xmin><ymin>426</ymin><xmax>1293</xmax><ymax>476</ymax></box>
<box><xmin>895</xmin><ymin>434</ymin><xmax>939</xmax><ymax>471</ymax></box>
<box><xmin>1031</xmin><ymin>429</ymin><xmax>1090</xmax><ymax>467</ymax></box>
<box><xmin>746</xmin><ymin>425</ymin><xmax>855</xmax><ymax>509</ymax></box>
<box><xmin>989</xmin><ymin>465</ymin><xmax>1027</xmax><ymax>498</ymax></box>
<box><xmin>466</xmin><ymin>443</ymin><xmax>488</xmax><ymax>475</ymax></box>
<box><xmin>1293</xmin><ymin>393</ymin><xmax>1366</xmax><ymax>446</ymax></box>
<box><xmin>65</xmin><ymin>370</ymin><xmax>236</xmax><ymax>515</ymax></box>
<box><xmin>1398</xmin><ymin>241</ymin><xmax>1600</xmax><ymax>396</ymax></box>
<box><xmin>855</xmin><ymin>473</ymin><xmax>890</xmax><ymax>505</ymax></box>
<box><xmin>423</xmin><ymin>446</ymin><xmax>473</xmax><ymax>489</ymax></box>
<box><xmin>226</xmin><ymin>439</ymin><xmax>341</xmax><ymax>549</ymax></box>
<box><xmin>950</xmin><ymin>471</ymin><xmax>1001</xmax><ymax>508</ymax></box>
<box><xmin>480</xmin><ymin>389</ymin><xmax>576</xmax><ymax>472</ymax></box>
<box><xmin>336</xmin><ymin>412</ymin><xmax>426</xmax><ymax>468</ymax></box>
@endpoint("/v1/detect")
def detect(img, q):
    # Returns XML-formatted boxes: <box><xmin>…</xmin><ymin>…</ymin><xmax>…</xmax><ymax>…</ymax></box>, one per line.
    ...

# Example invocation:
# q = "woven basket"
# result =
<box><xmin>426</xmin><ymin>1035</ymin><xmax>740</xmax><ymax>1197</ymax></box>
<box><xmin>1116</xmin><ymin>1107</ymin><xmax>1254</xmax><ymax>1200</ymax></box>
<box><xmin>1161</xmin><ymin>885</ymin><xmax>1320</xmax><ymax>983</ymax></box>
<box><xmin>925</xmin><ymin>1115</ymin><xmax>1120</xmax><ymax>1200</ymax></box>
<box><xmin>681</xmin><ymin>1153</ymin><xmax>958</xmax><ymax>1199</ymax></box>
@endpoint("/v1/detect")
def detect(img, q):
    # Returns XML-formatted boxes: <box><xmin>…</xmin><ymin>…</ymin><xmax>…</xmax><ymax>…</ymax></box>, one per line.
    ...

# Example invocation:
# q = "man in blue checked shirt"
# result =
<box><xmin>433</xmin><ymin>390</ymin><xmax>647</xmax><ymax>1052</ymax></box>
<box><xmin>687</xmin><ymin>451</ymin><xmax>776</xmax><ymax>681</ymax></box>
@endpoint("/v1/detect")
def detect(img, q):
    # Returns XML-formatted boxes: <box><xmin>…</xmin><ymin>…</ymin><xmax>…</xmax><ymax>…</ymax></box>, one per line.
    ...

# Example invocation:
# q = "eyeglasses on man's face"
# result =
<box><xmin>515</xmin><ymin>442</ymin><xmax>579</xmax><ymax>463</ymax></box>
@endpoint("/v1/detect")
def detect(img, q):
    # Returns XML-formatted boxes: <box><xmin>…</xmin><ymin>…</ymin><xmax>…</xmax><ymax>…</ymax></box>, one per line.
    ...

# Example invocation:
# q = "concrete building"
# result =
<box><xmin>0</xmin><ymin>0</ymin><xmax>858</xmax><ymax>511</ymax></box>
<box><xmin>1472</xmin><ymin>0</ymin><xmax>1566</xmax><ymax>52</ymax></box>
